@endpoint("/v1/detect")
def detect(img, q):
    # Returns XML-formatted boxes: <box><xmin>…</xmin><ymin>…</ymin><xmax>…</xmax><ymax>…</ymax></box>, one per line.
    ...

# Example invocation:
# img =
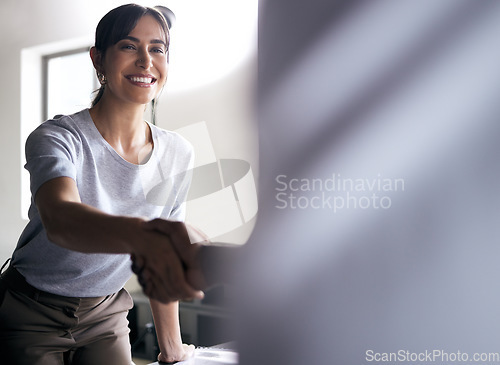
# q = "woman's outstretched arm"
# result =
<box><xmin>35</xmin><ymin>176</ymin><xmax>203</xmax><ymax>303</ymax></box>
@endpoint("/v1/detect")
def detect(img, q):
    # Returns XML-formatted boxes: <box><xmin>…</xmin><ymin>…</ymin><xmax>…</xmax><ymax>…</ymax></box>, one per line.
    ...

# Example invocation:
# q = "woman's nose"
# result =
<box><xmin>136</xmin><ymin>49</ymin><xmax>152</xmax><ymax>69</ymax></box>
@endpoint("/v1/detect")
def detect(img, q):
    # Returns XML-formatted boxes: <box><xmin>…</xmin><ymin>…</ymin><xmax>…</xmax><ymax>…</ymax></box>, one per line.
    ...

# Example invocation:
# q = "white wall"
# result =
<box><xmin>0</xmin><ymin>0</ymin><xmax>257</xmax><ymax>263</ymax></box>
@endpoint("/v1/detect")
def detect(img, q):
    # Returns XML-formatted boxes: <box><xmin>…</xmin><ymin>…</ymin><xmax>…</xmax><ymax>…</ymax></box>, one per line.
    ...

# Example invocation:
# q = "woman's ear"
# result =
<box><xmin>89</xmin><ymin>47</ymin><xmax>103</xmax><ymax>74</ymax></box>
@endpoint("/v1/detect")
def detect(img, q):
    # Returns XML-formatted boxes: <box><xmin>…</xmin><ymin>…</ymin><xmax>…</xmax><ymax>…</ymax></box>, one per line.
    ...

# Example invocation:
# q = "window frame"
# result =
<box><xmin>42</xmin><ymin>47</ymin><xmax>98</xmax><ymax>121</ymax></box>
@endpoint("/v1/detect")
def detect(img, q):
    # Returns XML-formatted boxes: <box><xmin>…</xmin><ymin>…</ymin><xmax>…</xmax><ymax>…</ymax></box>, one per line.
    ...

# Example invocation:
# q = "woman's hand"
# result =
<box><xmin>141</xmin><ymin>218</ymin><xmax>239</xmax><ymax>292</ymax></box>
<box><xmin>150</xmin><ymin>300</ymin><xmax>194</xmax><ymax>364</ymax></box>
<box><xmin>141</xmin><ymin>219</ymin><xmax>208</xmax><ymax>292</ymax></box>
<box><xmin>158</xmin><ymin>343</ymin><xmax>195</xmax><ymax>364</ymax></box>
<box><xmin>130</xmin><ymin>220</ymin><xmax>204</xmax><ymax>303</ymax></box>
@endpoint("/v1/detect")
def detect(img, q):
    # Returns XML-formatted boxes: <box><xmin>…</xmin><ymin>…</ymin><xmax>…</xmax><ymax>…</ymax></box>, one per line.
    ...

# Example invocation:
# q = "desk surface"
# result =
<box><xmin>147</xmin><ymin>343</ymin><xmax>238</xmax><ymax>365</ymax></box>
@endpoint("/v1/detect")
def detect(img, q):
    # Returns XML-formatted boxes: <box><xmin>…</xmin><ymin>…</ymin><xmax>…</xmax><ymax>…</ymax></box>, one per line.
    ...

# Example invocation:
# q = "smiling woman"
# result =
<box><xmin>1</xmin><ymin>4</ymin><xmax>202</xmax><ymax>365</ymax></box>
<box><xmin>90</xmin><ymin>15</ymin><xmax>167</xmax><ymax>117</ymax></box>
<box><xmin>90</xmin><ymin>5</ymin><xmax>170</xmax><ymax>110</ymax></box>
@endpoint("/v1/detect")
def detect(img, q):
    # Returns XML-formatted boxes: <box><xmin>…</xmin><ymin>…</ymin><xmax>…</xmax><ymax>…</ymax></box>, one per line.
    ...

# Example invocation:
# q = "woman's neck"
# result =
<box><xmin>89</xmin><ymin>98</ymin><xmax>153</xmax><ymax>164</ymax></box>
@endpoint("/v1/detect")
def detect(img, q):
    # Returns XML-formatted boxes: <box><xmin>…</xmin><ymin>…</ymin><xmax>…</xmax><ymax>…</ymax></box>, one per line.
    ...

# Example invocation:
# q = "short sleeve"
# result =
<box><xmin>164</xmin><ymin>134</ymin><xmax>195</xmax><ymax>222</ymax></box>
<box><xmin>24</xmin><ymin>119</ymin><xmax>81</xmax><ymax>198</ymax></box>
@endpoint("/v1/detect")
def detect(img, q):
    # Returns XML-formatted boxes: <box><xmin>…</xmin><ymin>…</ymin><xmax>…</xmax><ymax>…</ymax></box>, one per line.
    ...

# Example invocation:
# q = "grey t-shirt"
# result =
<box><xmin>12</xmin><ymin>109</ymin><xmax>194</xmax><ymax>297</ymax></box>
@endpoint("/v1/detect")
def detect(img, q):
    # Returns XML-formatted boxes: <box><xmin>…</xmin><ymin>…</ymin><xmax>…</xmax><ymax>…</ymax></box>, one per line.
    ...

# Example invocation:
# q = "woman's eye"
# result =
<box><xmin>122</xmin><ymin>44</ymin><xmax>136</xmax><ymax>50</ymax></box>
<box><xmin>151</xmin><ymin>48</ymin><xmax>165</xmax><ymax>54</ymax></box>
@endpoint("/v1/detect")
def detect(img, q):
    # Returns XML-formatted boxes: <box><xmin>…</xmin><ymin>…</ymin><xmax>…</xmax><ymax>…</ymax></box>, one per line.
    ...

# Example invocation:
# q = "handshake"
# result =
<box><xmin>130</xmin><ymin>218</ymin><xmax>231</xmax><ymax>303</ymax></box>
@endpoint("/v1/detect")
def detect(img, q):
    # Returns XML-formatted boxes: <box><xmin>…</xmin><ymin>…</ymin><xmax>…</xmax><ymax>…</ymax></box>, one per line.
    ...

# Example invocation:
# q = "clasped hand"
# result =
<box><xmin>130</xmin><ymin>219</ymin><xmax>209</xmax><ymax>303</ymax></box>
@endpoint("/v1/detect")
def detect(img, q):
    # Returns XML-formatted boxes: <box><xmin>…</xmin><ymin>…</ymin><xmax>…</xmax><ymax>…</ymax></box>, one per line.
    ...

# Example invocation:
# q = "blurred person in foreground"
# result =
<box><xmin>145</xmin><ymin>0</ymin><xmax>500</xmax><ymax>364</ymax></box>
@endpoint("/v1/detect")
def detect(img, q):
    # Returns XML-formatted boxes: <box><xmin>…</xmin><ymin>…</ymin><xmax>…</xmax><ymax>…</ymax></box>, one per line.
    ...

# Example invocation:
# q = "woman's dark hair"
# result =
<box><xmin>91</xmin><ymin>3</ymin><xmax>170</xmax><ymax>108</ymax></box>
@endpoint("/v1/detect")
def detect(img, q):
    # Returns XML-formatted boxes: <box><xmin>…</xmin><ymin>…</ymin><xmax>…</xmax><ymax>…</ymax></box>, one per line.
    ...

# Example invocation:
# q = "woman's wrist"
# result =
<box><xmin>119</xmin><ymin>216</ymin><xmax>148</xmax><ymax>254</ymax></box>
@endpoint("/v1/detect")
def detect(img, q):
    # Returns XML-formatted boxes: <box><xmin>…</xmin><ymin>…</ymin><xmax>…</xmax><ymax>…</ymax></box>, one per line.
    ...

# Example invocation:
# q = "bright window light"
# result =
<box><xmin>45</xmin><ymin>50</ymin><xmax>97</xmax><ymax>119</ymax></box>
<box><xmin>162</xmin><ymin>0</ymin><xmax>258</xmax><ymax>92</ymax></box>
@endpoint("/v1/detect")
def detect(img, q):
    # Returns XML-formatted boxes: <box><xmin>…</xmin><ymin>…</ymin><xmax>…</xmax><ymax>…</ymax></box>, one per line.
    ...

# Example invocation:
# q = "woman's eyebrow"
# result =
<box><xmin>123</xmin><ymin>36</ymin><xmax>166</xmax><ymax>46</ymax></box>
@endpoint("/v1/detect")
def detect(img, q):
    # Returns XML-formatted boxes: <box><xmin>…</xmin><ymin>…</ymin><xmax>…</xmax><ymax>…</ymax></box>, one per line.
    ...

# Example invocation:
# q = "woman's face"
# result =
<box><xmin>100</xmin><ymin>15</ymin><xmax>169</xmax><ymax>106</ymax></box>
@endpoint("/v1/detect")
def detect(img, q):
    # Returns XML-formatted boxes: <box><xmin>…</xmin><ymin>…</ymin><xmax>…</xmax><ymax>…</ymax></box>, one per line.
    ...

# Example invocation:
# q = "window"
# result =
<box><xmin>43</xmin><ymin>48</ymin><xmax>98</xmax><ymax>120</ymax></box>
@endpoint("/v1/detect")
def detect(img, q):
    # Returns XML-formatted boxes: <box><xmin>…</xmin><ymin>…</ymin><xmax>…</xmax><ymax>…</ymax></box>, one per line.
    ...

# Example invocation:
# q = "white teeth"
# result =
<box><xmin>130</xmin><ymin>76</ymin><xmax>154</xmax><ymax>83</ymax></box>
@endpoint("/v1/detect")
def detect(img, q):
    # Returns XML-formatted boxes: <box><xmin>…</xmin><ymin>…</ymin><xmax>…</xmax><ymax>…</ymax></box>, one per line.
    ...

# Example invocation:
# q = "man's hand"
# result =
<box><xmin>130</xmin><ymin>220</ymin><xmax>205</xmax><ymax>303</ymax></box>
<box><xmin>141</xmin><ymin>219</ymin><xmax>208</xmax><ymax>292</ymax></box>
<box><xmin>136</xmin><ymin>219</ymin><xmax>236</xmax><ymax>300</ymax></box>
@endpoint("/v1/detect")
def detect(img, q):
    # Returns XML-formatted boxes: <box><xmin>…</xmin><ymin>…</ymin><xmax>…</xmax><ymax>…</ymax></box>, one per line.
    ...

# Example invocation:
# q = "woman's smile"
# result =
<box><xmin>126</xmin><ymin>74</ymin><xmax>157</xmax><ymax>87</ymax></box>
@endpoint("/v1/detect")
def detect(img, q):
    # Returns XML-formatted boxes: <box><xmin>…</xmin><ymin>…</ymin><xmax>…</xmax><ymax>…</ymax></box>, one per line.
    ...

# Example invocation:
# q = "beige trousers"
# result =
<box><xmin>0</xmin><ymin>266</ymin><xmax>133</xmax><ymax>365</ymax></box>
